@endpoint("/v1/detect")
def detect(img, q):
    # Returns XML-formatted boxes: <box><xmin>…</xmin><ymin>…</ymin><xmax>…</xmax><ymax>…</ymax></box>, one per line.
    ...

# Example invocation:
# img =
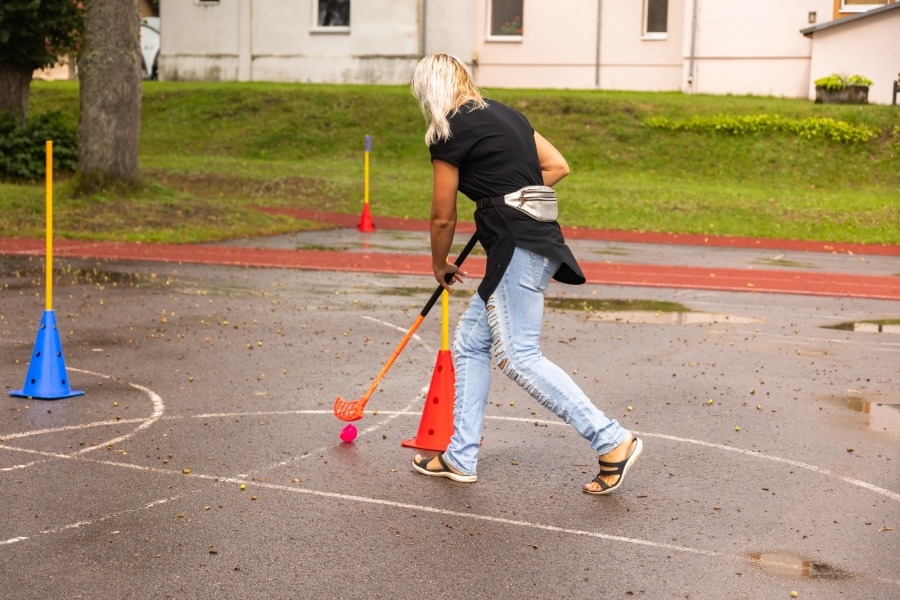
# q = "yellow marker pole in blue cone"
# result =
<box><xmin>9</xmin><ymin>141</ymin><xmax>84</xmax><ymax>400</ymax></box>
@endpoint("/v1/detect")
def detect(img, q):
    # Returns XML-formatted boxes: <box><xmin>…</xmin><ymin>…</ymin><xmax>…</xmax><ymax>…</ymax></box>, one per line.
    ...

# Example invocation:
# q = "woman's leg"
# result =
<box><xmin>440</xmin><ymin>293</ymin><xmax>493</xmax><ymax>476</ymax></box>
<box><xmin>488</xmin><ymin>247</ymin><xmax>627</xmax><ymax>455</ymax></box>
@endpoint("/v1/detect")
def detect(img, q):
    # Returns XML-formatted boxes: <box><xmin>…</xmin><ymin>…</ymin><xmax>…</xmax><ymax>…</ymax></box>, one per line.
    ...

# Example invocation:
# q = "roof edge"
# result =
<box><xmin>802</xmin><ymin>2</ymin><xmax>900</xmax><ymax>36</ymax></box>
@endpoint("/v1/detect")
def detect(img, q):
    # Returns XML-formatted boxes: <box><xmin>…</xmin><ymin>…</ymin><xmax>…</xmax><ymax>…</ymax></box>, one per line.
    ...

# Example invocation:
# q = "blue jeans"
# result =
<box><xmin>443</xmin><ymin>246</ymin><xmax>628</xmax><ymax>476</ymax></box>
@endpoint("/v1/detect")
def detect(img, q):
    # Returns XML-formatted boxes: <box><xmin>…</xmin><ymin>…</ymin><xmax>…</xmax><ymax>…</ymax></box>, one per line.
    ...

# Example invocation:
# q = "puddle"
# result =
<box><xmin>377</xmin><ymin>286</ymin><xmax>433</xmax><ymax>298</ymax></box>
<box><xmin>825</xmin><ymin>395</ymin><xmax>900</xmax><ymax>438</ymax></box>
<box><xmin>542</xmin><ymin>297</ymin><xmax>762</xmax><ymax>325</ymax></box>
<box><xmin>585</xmin><ymin>311</ymin><xmax>762</xmax><ymax>325</ymax></box>
<box><xmin>0</xmin><ymin>265</ymin><xmax>144</xmax><ymax>289</ymax></box>
<box><xmin>753</xmin><ymin>257</ymin><xmax>817</xmax><ymax>269</ymax></box>
<box><xmin>545</xmin><ymin>298</ymin><xmax>690</xmax><ymax>313</ymax></box>
<box><xmin>588</xmin><ymin>247</ymin><xmax>631</xmax><ymax>257</ymax></box>
<box><xmin>823</xmin><ymin>319</ymin><xmax>900</xmax><ymax>334</ymax></box>
<box><xmin>750</xmin><ymin>552</ymin><xmax>851</xmax><ymax>579</ymax></box>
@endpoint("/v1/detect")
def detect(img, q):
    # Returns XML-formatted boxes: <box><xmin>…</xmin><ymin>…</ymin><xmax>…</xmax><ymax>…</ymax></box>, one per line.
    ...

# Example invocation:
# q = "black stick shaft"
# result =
<box><xmin>420</xmin><ymin>232</ymin><xmax>479</xmax><ymax>317</ymax></box>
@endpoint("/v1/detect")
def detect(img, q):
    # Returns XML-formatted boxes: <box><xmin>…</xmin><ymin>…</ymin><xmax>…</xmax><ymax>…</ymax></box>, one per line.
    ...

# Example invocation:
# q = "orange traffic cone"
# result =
<box><xmin>401</xmin><ymin>349</ymin><xmax>455</xmax><ymax>451</ymax></box>
<box><xmin>357</xmin><ymin>201</ymin><xmax>375</xmax><ymax>232</ymax></box>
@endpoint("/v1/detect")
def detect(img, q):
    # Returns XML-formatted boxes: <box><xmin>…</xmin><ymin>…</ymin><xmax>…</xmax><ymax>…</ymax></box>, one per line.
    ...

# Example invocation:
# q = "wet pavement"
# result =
<box><xmin>1</xmin><ymin>216</ymin><xmax>898</xmax><ymax>599</ymax></box>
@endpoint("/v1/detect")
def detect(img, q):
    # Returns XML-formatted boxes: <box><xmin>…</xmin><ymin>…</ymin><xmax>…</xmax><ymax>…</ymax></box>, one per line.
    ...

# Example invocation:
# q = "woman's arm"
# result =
<box><xmin>534</xmin><ymin>131</ymin><xmax>569</xmax><ymax>187</ymax></box>
<box><xmin>430</xmin><ymin>159</ymin><xmax>465</xmax><ymax>289</ymax></box>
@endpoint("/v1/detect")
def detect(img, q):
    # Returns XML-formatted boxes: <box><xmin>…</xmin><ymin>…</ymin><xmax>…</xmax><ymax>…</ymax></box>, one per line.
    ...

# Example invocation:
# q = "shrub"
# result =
<box><xmin>644</xmin><ymin>114</ymin><xmax>878</xmax><ymax>144</ymax></box>
<box><xmin>0</xmin><ymin>111</ymin><xmax>78</xmax><ymax>181</ymax></box>
<box><xmin>814</xmin><ymin>73</ymin><xmax>873</xmax><ymax>90</ymax></box>
<box><xmin>845</xmin><ymin>74</ymin><xmax>873</xmax><ymax>87</ymax></box>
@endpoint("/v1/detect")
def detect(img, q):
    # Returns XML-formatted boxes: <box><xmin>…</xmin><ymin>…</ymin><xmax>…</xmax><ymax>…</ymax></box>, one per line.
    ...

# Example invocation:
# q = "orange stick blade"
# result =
<box><xmin>333</xmin><ymin>396</ymin><xmax>365</xmax><ymax>422</ymax></box>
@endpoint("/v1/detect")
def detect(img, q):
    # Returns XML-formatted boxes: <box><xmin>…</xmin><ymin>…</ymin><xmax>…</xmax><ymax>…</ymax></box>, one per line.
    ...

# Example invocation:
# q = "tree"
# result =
<box><xmin>0</xmin><ymin>0</ymin><xmax>84</xmax><ymax>124</ymax></box>
<box><xmin>76</xmin><ymin>0</ymin><xmax>141</xmax><ymax>193</ymax></box>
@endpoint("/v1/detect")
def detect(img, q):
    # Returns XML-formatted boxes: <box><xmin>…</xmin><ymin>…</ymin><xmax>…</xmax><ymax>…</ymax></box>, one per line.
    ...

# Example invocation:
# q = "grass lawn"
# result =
<box><xmin>1</xmin><ymin>81</ymin><xmax>897</xmax><ymax>244</ymax></box>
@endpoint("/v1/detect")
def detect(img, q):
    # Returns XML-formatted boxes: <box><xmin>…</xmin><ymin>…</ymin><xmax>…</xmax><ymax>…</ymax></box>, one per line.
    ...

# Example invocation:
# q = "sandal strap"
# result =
<box><xmin>597</xmin><ymin>438</ymin><xmax>637</xmax><ymax>471</ymax></box>
<box><xmin>597</xmin><ymin>458</ymin><xmax>627</xmax><ymax>472</ymax></box>
<box><xmin>589</xmin><ymin>473</ymin><xmax>613</xmax><ymax>491</ymax></box>
<box><xmin>436</xmin><ymin>453</ymin><xmax>451</xmax><ymax>471</ymax></box>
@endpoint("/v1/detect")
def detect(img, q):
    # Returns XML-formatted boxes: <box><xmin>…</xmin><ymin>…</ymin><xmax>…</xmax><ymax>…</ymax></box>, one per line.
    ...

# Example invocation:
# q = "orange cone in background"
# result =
<box><xmin>358</xmin><ymin>135</ymin><xmax>375</xmax><ymax>232</ymax></box>
<box><xmin>357</xmin><ymin>201</ymin><xmax>375</xmax><ymax>232</ymax></box>
<box><xmin>401</xmin><ymin>349</ymin><xmax>455</xmax><ymax>451</ymax></box>
<box><xmin>401</xmin><ymin>288</ymin><xmax>456</xmax><ymax>451</ymax></box>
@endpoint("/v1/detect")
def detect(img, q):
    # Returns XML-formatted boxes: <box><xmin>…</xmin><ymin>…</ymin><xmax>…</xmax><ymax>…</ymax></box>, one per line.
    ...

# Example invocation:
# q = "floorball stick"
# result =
<box><xmin>333</xmin><ymin>232</ymin><xmax>479</xmax><ymax>422</ymax></box>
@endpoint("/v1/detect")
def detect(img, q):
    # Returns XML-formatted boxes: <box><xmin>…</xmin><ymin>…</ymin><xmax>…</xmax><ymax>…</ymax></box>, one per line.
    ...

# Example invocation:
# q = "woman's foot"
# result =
<box><xmin>583</xmin><ymin>434</ymin><xmax>642</xmax><ymax>495</ymax></box>
<box><xmin>413</xmin><ymin>453</ymin><xmax>477</xmax><ymax>483</ymax></box>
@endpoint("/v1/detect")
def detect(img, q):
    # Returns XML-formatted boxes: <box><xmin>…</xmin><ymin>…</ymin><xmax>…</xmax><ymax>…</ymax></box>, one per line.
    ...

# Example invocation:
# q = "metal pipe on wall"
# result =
<box><xmin>595</xmin><ymin>0</ymin><xmax>603</xmax><ymax>88</ymax></box>
<box><xmin>687</xmin><ymin>0</ymin><xmax>699</xmax><ymax>90</ymax></box>
<box><xmin>420</xmin><ymin>0</ymin><xmax>427</xmax><ymax>57</ymax></box>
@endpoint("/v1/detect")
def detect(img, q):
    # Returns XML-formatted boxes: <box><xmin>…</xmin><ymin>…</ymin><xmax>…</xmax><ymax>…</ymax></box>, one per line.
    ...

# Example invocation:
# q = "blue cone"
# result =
<box><xmin>9</xmin><ymin>310</ymin><xmax>84</xmax><ymax>400</ymax></box>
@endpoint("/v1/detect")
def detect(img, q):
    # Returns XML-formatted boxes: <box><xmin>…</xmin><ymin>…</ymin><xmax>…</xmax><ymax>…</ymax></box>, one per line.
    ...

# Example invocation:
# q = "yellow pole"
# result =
<box><xmin>440</xmin><ymin>289</ymin><xmax>449</xmax><ymax>351</ymax></box>
<box><xmin>45</xmin><ymin>140</ymin><xmax>53</xmax><ymax>311</ymax></box>
<box><xmin>364</xmin><ymin>148</ymin><xmax>370</xmax><ymax>207</ymax></box>
<box><xmin>358</xmin><ymin>135</ymin><xmax>375</xmax><ymax>231</ymax></box>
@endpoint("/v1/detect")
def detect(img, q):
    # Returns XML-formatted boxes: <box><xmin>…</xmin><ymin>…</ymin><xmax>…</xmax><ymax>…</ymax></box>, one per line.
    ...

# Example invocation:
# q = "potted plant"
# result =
<box><xmin>814</xmin><ymin>74</ymin><xmax>872</xmax><ymax>104</ymax></box>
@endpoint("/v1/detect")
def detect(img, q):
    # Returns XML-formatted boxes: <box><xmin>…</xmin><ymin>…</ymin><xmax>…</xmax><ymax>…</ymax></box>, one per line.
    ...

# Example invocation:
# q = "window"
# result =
<box><xmin>643</xmin><ymin>0</ymin><xmax>668</xmax><ymax>38</ymax></box>
<box><xmin>315</xmin><ymin>0</ymin><xmax>350</xmax><ymax>28</ymax></box>
<box><xmin>840</xmin><ymin>0</ymin><xmax>889</xmax><ymax>12</ymax></box>
<box><xmin>488</xmin><ymin>0</ymin><xmax>523</xmax><ymax>39</ymax></box>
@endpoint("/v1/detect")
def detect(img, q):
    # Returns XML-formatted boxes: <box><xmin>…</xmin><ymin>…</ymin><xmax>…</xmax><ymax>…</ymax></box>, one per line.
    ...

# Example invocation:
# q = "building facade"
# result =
<box><xmin>156</xmin><ymin>0</ymin><xmax>900</xmax><ymax>104</ymax></box>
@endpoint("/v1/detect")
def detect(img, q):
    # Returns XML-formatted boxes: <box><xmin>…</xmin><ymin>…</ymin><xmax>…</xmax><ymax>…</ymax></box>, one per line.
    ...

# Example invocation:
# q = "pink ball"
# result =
<box><xmin>339</xmin><ymin>423</ymin><xmax>358</xmax><ymax>443</ymax></box>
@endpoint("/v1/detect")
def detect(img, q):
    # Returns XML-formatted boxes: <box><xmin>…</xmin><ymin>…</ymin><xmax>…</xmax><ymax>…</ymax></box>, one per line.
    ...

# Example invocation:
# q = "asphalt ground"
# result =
<box><xmin>1</xmin><ymin>217</ymin><xmax>898</xmax><ymax>599</ymax></box>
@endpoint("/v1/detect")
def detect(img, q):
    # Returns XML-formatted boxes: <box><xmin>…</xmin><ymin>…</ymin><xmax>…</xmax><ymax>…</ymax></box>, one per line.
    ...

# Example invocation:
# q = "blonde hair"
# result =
<box><xmin>410</xmin><ymin>53</ymin><xmax>485</xmax><ymax>146</ymax></box>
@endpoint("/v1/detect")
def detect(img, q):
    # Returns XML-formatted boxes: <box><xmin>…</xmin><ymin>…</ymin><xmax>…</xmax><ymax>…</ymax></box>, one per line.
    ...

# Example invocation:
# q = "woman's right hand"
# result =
<box><xmin>433</xmin><ymin>261</ymin><xmax>466</xmax><ymax>290</ymax></box>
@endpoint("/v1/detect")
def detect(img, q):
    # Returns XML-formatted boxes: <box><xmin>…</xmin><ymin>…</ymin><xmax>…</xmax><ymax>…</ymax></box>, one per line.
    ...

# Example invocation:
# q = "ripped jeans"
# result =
<box><xmin>442</xmin><ymin>246</ymin><xmax>628</xmax><ymax>476</ymax></box>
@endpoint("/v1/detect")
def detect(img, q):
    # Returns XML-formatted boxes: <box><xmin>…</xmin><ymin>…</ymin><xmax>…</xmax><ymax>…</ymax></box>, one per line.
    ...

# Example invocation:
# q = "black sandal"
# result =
<box><xmin>584</xmin><ymin>437</ymin><xmax>642</xmax><ymax>495</ymax></box>
<box><xmin>413</xmin><ymin>453</ymin><xmax>477</xmax><ymax>483</ymax></box>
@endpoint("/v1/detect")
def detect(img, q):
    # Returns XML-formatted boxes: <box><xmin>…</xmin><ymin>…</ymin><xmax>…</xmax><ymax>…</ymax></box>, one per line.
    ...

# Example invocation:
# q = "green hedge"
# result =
<box><xmin>644</xmin><ymin>114</ymin><xmax>877</xmax><ymax>144</ymax></box>
<box><xmin>0</xmin><ymin>111</ymin><xmax>78</xmax><ymax>181</ymax></box>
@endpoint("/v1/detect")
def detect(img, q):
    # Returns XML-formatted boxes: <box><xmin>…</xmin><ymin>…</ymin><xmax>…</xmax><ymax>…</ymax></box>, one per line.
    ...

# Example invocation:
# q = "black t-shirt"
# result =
<box><xmin>429</xmin><ymin>99</ymin><xmax>585</xmax><ymax>301</ymax></box>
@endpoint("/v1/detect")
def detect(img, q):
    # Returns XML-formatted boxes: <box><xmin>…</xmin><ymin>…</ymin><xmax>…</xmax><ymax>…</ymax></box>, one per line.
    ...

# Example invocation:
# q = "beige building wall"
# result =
<box><xmin>471</xmin><ymin>0</ymin><xmax>600</xmax><ymax>89</ymax></box>
<box><xmin>684</xmin><ymin>0</ymin><xmax>833</xmax><ymax>98</ymax></box>
<box><xmin>156</xmin><ymin>0</ymin><xmax>898</xmax><ymax>104</ymax></box>
<box><xmin>601</xmin><ymin>0</ymin><xmax>684</xmax><ymax>92</ymax></box>
<box><xmin>469</xmin><ymin>0</ymin><xmax>684</xmax><ymax>92</ymax></box>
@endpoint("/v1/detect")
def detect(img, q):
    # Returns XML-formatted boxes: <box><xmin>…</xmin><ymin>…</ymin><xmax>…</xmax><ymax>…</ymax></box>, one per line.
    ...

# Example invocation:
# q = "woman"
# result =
<box><xmin>410</xmin><ymin>54</ymin><xmax>641</xmax><ymax>495</ymax></box>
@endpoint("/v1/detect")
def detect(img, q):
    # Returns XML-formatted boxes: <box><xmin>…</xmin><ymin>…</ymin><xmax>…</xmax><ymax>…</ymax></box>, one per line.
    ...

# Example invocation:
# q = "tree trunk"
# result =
<box><xmin>0</xmin><ymin>64</ymin><xmax>32</xmax><ymax>125</ymax></box>
<box><xmin>76</xmin><ymin>0</ymin><xmax>142</xmax><ymax>193</ymax></box>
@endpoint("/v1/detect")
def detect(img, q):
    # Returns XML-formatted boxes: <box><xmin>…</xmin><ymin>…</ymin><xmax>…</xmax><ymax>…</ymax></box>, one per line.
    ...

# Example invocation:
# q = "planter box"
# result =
<box><xmin>815</xmin><ymin>85</ymin><xmax>869</xmax><ymax>104</ymax></box>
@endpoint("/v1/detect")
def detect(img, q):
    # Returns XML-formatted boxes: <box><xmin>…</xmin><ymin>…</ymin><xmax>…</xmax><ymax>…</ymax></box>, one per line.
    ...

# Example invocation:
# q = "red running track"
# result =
<box><xmin>2</xmin><ymin>233</ymin><xmax>898</xmax><ymax>301</ymax></box>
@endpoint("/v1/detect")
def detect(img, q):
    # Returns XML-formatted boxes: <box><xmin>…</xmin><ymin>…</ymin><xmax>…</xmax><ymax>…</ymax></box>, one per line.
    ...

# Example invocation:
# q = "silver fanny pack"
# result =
<box><xmin>479</xmin><ymin>185</ymin><xmax>558</xmax><ymax>222</ymax></box>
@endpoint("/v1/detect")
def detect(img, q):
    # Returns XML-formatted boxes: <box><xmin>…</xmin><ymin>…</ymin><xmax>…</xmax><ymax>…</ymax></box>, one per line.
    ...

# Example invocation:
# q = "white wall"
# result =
<box><xmin>160</xmin><ymin>0</ymin><xmax>434</xmax><ymax>84</ymax></box>
<box><xmin>423</xmin><ymin>0</ymin><xmax>477</xmax><ymax>65</ymax></box>
<box><xmin>160</xmin><ymin>0</ymin><xmax>241</xmax><ymax>81</ymax></box>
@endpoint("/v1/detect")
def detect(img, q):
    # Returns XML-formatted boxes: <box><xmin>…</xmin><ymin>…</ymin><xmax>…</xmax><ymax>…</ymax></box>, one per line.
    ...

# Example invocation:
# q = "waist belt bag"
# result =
<box><xmin>477</xmin><ymin>185</ymin><xmax>558</xmax><ymax>222</ymax></box>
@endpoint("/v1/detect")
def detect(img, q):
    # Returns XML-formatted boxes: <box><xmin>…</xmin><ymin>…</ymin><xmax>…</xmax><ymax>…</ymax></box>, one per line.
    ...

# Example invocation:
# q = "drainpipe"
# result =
<box><xmin>237</xmin><ymin>0</ymin><xmax>252</xmax><ymax>81</ymax></box>
<box><xmin>687</xmin><ymin>0</ymin><xmax>698</xmax><ymax>91</ymax></box>
<box><xmin>595</xmin><ymin>0</ymin><xmax>603</xmax><ymax>88</ymax></box>
<box><xmin>420</xmin><ymin>0</ymin><xmax>427</xmax><ymax>57</ymax></box>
